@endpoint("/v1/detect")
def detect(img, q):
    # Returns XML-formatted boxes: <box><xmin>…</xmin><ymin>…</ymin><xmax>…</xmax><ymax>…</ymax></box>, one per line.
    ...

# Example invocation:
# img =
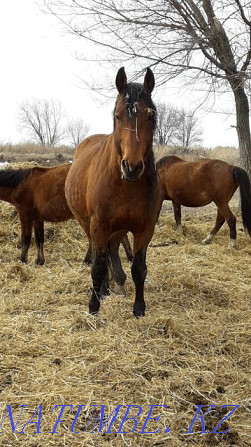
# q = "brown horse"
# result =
<box><xmin>0</xmin><ymin>164</ymin><xmax>73</xmax><ymax>264</ymax></box>
<box><xmin>65</xmin><ymin>67</ymin><xmax>157</xmax><ymax>317</ymax></box>
<box><xmin>0</xmin><ymin>164</ymin><xmax>133</xmax><ymax>266</ymax></box>
<box><xmin>156</xmin><ymin>155</ymin><xmax>251</xmax><ymax>247</ymax></box>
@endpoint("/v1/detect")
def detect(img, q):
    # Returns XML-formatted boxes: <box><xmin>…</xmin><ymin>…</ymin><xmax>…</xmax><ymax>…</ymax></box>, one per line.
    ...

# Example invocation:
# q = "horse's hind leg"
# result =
<box><xmin>202</xmin><ymin>209</ymin><xmax>225</xmax><ymax>245</ymax></box>
<box><xmin>173</xmin><ymin>202</ymin><xmax>183</xmax><ymax>234</ymax></box>
<box><xmin>121</xmin><ymin>234</ymin><xmax>133</xmax><ymax>262</ymax></box>
<box><xmin>109</xmin><ymin>233</ymin><xmax>127</xmax><ymax>295</ymax></box>
<box><xmin>222</xmin><ymin>205</ymin><xmax>237</xmax><ymax>248</ymax></box>
<box><xmin>83</xmin><ymin>239</ymin><xmax>93</xmax><ymax>265</ymax></box>
<box><xmin>19</xmin><ymin>215</ymin><xmax>33</xmax><ymax>263</ymax></box>
<box><xmin>34</xmin><ymin>221</ymin><xmax>45</xmax><ymax>265</ymax></box>
<box><xmin>203</xmin><ymin>205</ymin><xmax>236</xmax><ymax>248</ymax></box>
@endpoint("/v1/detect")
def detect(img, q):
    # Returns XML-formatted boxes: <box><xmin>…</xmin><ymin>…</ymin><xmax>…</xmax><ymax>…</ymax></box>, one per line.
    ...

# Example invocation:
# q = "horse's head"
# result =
<box><xmin>114</xmin><ymin>67</ymin><xmax>156</xmax><ymax>182</ymax></box>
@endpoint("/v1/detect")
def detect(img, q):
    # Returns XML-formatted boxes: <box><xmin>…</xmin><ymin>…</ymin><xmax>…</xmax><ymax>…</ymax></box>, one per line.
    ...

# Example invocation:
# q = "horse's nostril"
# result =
<box><xmin>122</xmin><ymin>159</ymin><xmax>128</xmax><ymax>170</ymax></box>
<box><xmin>121</xmin><ymin>159</ymin><xmax>144</xmax><ymax>178</ymax></box>
<box><xmin>136</xmin><ymin>160</ymin><xmax>143</xmax><ymax>174</ymax></box>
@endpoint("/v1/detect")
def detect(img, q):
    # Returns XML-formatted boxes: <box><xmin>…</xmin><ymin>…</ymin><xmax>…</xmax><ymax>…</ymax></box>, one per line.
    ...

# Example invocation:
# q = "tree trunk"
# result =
<box><xmin>234</xmin><ymin>87</ymin><xmax>251</xmax><ymax>180</ymax></box>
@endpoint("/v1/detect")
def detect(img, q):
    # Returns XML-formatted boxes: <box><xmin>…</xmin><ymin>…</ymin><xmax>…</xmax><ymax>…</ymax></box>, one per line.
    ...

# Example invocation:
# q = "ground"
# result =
<box><xmin>0</xmin><ymin>188</ymin><xmax>250</xmax><ymax>446</ymax></box>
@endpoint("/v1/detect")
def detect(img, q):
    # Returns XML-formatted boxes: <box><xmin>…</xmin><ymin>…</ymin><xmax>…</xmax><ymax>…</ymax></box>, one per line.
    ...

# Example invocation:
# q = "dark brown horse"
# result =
<box><xmin>156</xmin><ymin>155</ymin><xmax>251</xmax><ymax>247</ymax></box>
<box><xmin>0</xmin><ymin>164</ymin><xmax>73</xmax><ymax>264</ymax></box>
<box><xmin>65</xmin><ymin>67</ymin><xmax>157</xmax><ymax>317</ymax></box>
<box><xmin>0</xmin><ymin>164</ymin><xmax>133</xmax><ymax>266</ymax></box>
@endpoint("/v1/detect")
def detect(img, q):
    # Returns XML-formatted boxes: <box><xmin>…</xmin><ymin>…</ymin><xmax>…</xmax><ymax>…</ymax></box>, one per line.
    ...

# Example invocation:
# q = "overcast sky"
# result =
<box><xmin>0</xmin><ymin>0</ymin><xmax>239</xmax><ymax>148</ymax></box>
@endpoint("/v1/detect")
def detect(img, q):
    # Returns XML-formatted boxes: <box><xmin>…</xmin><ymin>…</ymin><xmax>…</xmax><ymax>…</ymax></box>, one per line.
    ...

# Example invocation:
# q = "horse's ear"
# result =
<box><xmin>143</xmin><ymin>67</ymin><xmax>155</xmax><ymax>94</ymax></box>
<box><xmin>116</xmin><ymin>67</ymin><xmax>127</xmax><ymax>93</ymax></box>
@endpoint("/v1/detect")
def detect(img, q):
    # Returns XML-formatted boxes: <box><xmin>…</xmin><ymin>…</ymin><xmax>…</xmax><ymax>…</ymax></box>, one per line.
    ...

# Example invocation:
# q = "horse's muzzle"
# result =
<box><xmin>121</xmin><ymin>159</ymin><xmax>144</xmax><ymax>182</ymax></box>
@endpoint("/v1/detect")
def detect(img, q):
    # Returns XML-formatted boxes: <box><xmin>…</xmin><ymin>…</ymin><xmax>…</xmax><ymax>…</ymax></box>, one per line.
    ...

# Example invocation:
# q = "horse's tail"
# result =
<box><xmin>0</xmin><ymin>168</ymin><xmax>32</xmax><ymax>188</ymax></box>
<box><xmin>233</xmin><ymin>166</ymin><xmax>251</xmax><ymax>237</ymax></box>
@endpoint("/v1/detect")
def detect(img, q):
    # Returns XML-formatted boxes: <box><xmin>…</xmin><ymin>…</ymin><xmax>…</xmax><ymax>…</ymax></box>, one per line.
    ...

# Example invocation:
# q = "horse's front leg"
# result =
<box><xmin>34</xmin><ymin>220</ymin><xmax>45</xmax><ymax>265</ymax></box>
<box><xmin>131</xmin><ymin>229</ymin><xmax>154</xmax><ymax>317</ymax></box>
<box><xmin>131</xmin><ymin>248</ymin><xmax>147</xmax><ymax>317</ymax></box>
<box><xmin>89</xmin><ymin>225</ymin><xmax>110</xmax><ymax>314</ymax></box>
<box><xmin>19</xmin><ymin>213</ymin><xmax>33</xmax><ymax>264</ymax></box>
<box><xmin>109</xmin><ymin>232</ymin><xmax>127</xmax><ymax>295</ymax></box>
<box><xmin>89</xmin><ymin>249</ymin><xmax>109</xmax><ymax>314</ymax></box>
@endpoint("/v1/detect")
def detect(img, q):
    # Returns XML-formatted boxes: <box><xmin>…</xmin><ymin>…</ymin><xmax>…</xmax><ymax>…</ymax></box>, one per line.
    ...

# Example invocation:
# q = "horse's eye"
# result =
<box><xmin>115</xmin><ymin>114</ymin><xmax>120</xmax><ymax>121</ymax></box>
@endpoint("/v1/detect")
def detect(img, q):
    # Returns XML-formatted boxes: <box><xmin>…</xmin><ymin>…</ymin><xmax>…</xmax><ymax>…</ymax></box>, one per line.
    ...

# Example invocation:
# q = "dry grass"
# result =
<box><xmin>0</xmin><ymin>179</ymin><xmax>250</xmax><ymax>446</ymax></box>
<box><xmin>0</xmin><ymin>142</ymin><xmax>74</xmax><ymax>166</ymax></box>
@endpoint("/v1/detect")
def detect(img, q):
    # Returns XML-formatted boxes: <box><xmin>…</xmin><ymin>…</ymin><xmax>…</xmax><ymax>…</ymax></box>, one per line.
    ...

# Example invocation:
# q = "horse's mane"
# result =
<box><xmin>0</xmin><ymin>168</ymin><xmax>33</xmax><ymax>188</ymax></box>
<box><xmin>156</xmin><ymin>155</ymin><xmax>183</xmax><ymax>169</ymax></box>
<box><xmin>114</xmin><ymin>82</ymin><xmax>157</xmax><ymax>131</ymax></box>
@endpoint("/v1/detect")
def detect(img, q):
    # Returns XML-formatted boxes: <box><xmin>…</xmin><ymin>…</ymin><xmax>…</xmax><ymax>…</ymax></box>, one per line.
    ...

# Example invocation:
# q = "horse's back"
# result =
<box><xmin>159</xmin><ymin>157</ymin><xmax>237</xmax><ymax>206</ymax></box>
<box><xmin>74</xmin><ymin>134</ymin><xmax>108</xmax><ymax>160</ymax></box>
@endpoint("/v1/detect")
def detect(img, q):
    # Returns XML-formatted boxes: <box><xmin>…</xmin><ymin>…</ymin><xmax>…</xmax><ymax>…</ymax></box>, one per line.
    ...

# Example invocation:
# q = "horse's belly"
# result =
<box><xmin>176</xmin><ymin>190</ymin><xmax>212</xmax><ymax>207</ymax></box>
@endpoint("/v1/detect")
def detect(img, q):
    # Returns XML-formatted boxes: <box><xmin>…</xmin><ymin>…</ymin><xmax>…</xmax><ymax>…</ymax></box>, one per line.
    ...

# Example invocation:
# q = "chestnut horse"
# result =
<box><xmin>0</xmin><ymin>164</ymin><xmax>133</xmax><ymax>265</ymax></box>
<box><xmin>65</xmin><ymin>67</ymin><xmax>157</xmax><ymax>317</ymax></box>
<box><xmin>156</xmin><ymin>155</ymin><xmax>251</xmax><ymax>247</ymax></box>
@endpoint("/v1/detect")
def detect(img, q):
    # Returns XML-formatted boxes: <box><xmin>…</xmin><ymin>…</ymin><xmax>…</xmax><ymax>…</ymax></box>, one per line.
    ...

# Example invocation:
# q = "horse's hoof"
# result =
<box><xmin>114</xmin><ymin>284</ymin><xmax>126</xmax><ymax>296</ymax></box>
<box><xmin>202</xmin><ymin>235</ymin><xmax>213</xmax><ymax>245</ymax></box>
<box><xmin>89</xmin><ymin>301</ymin><xmax>100</xmax><ymax>315</ymax></box>
<box><xmin>36</xmin><ymin>259</ymin><xmax>45</xmax><ymax>266</ymax></box>
<box><xmin>133</xmin><ymin>306</ymin><xmax>145</xmax><ymax>318</ymax></box>
<box><xmin>176</xmin><ymin>225</ymin><xmax>184</xmax><ymax>235</ymax></box>
<box><xmin>228</xmin><ymin>239</ymin><xmax>236</xmax><ymax>249</ymax></box>
<box><xmin>89</xmin><ymin>310</ymin><xmax>99</xmax><ymax>316</ymax></box>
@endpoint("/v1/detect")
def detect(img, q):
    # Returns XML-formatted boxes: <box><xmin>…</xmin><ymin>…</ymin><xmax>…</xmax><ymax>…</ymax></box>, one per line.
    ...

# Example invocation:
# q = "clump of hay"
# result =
<box><xmin>0</xmin><ymin>195</ymin><xmax>250</xmax><ymax>446</ymax></box>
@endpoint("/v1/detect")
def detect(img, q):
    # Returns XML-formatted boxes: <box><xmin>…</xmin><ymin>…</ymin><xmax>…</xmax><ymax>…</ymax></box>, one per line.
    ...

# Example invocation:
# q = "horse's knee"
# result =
<box><xmin>91</xmin><ymin>251</ymin><xmax>108</xmax><ymax>285</ymax></box>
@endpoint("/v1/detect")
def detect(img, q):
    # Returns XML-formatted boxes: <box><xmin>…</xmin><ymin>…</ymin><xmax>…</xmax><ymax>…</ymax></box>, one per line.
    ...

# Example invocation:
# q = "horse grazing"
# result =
<box><xmin>65</xmin><ymin>67</ymin><xmax>157</xmax><ymax>317</ymax></box>
<box><xmin>156</xmin><ymin>155</ymin><xmax>251</xmax><ymax>247</ymax></box>
<box><xmin>0</xmin><ymin>164</ymin><xmax>74</xmax><ymax>264</ymax></box>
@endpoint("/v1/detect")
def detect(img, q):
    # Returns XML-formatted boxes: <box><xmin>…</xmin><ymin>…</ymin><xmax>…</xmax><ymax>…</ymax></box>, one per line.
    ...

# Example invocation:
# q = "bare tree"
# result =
<box><xmin>44</xmin><ymin>0</ymin><xmax>251</xmax><ymax>178</ymax></box>
<box><xmin>177</xmin><ymin>108</ymin><xmax>203</xmax><ymax>150</ymax></box>
<box><xmin>156</xmin><ymin>103</ymin><xmax>182</xmax><ymax>146</ymax></box>
<box><xmin>19</xmin><ymin>98</ymin><xmax>65</xmax><ymax>146</ymax></box>
<box><xmin>156</xmin><ymin>103</ymin><xmax>202</xmax><ymax>148</ymax></box>
<box><xmin>67</xmin><ymin>118</ymin><xmax>90</xmax><ymax>148</ymax></box>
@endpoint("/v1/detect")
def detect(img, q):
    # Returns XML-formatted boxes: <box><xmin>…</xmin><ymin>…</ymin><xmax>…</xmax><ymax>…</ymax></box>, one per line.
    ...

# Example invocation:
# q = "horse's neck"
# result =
<box><xmin>0</xmin><ymin>186</ymin><xmax>15</xmax><ymax>204</ymax></box>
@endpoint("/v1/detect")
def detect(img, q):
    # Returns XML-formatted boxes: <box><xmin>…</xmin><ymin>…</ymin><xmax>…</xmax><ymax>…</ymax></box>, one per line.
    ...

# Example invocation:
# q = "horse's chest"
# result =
<box><xmin>105</xmin><ymin>196</ymin><xmax>149</xmax><ymax>230</ymax></box>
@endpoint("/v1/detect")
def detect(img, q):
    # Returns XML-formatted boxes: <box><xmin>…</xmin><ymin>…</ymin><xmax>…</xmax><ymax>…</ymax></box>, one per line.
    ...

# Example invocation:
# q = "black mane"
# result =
<box><xmin>156</xmin><ymin>156</ymin><xmax>181</xmax><ymax>169</ymax></box>
<box><xmin>114</xmin><ymin>82</ymin><xmax>157</xmax><ymax>130</ymax></box>
<box><xmin>0</xmin><ymin>168</ymin><xmax>32</xmax><ymax>187</ymax></box>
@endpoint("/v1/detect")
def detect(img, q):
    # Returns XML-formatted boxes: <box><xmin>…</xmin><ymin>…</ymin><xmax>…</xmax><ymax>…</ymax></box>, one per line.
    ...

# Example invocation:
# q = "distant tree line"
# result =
<box><xmin>19</xmin><ymin>98</ymin><xmax>202</xmax><ymax>152</ymax></box>
<box><xmin>19</xmin><ymin>98</ymin><xmax>89</xmax><ymax>148</ymax></box>
<box><xmin>155</xmin><ymin>103</ymin><xmax>202</xmax><ymax>150</ymax></box>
